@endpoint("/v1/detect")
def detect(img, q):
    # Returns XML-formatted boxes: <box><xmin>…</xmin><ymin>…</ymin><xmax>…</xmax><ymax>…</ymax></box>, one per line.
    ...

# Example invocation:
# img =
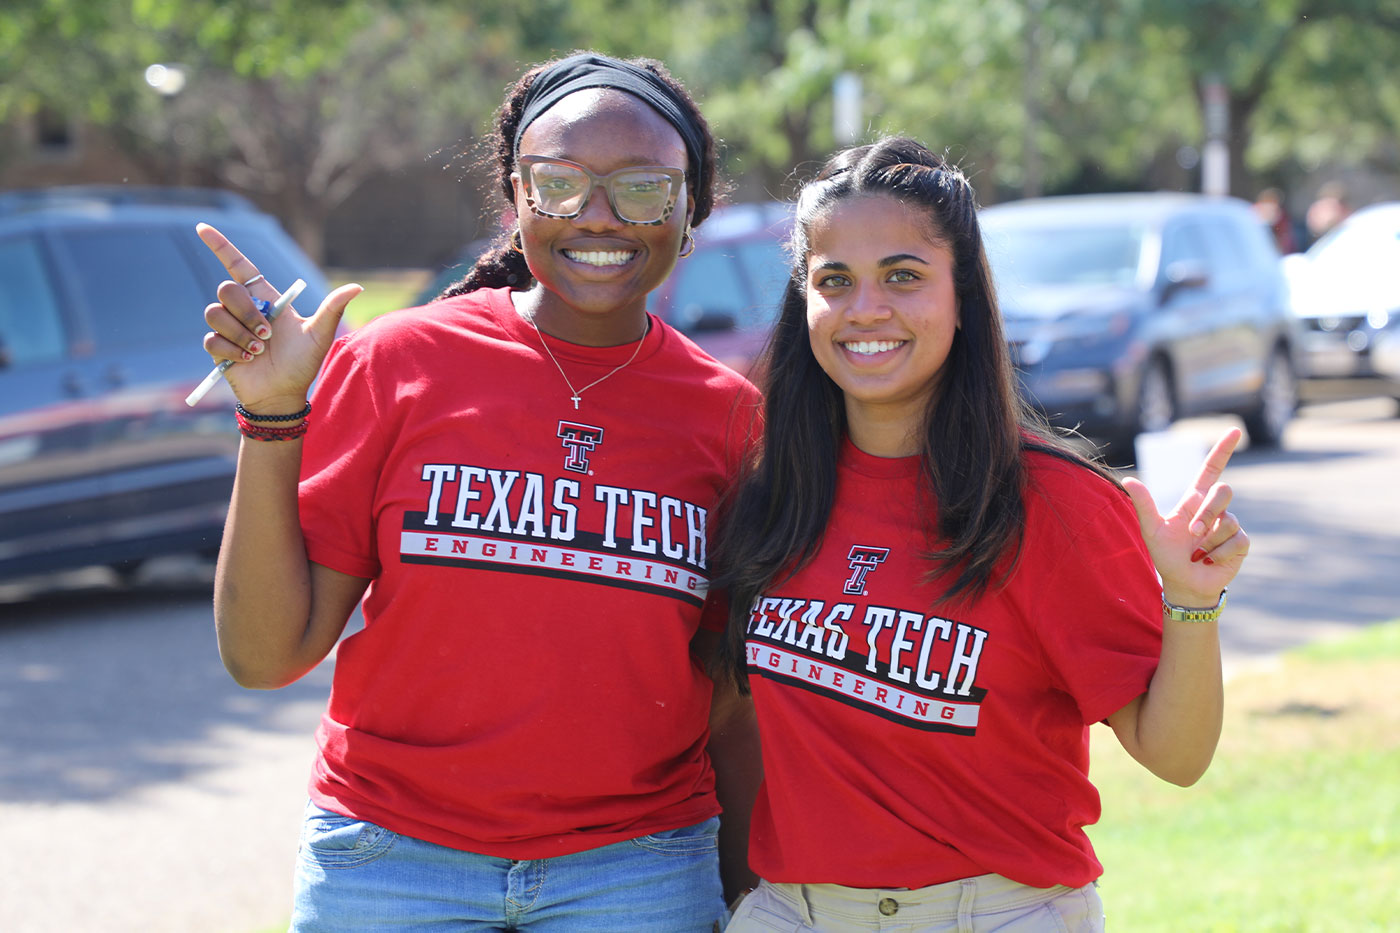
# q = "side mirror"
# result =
<box><xmin>0</xmin><ymin>334</ymin><xmax>10</xmax><ymax>369</ymax></box>
<box><xmin>1161</xmin><ymin>260</ymin><xmax>1209</xmax><ymax>303</ymax></box>
<box><xmin>684</xmin><ymin>308</ymin><xmax>738</xmax><ymax>333</ymax></box>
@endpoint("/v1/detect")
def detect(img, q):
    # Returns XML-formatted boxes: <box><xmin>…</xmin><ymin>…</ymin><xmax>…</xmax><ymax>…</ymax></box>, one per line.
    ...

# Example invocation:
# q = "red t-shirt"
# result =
<box><xmin>744</xmin><ymin>440</ymin><xmax>1162</xmax><ymax>889</ymax></box>
<box><xmin>298</xmin><ymin>287</ymin><xmax>760</xmax><ymax>858</ymax></box>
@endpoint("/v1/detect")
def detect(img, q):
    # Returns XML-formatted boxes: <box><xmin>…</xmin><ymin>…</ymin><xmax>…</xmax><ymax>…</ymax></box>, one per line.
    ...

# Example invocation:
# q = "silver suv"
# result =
<box><xmin>0</xmin><ymin>186</ymin><xmax>328</xmax><ymax>582</ymax></box>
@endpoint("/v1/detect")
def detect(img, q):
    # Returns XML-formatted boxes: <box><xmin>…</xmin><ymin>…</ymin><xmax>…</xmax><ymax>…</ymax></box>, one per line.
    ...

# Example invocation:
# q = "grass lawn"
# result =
<box><xmin>1089</xmin><ymin>621</ymin><xmax>1400</xmax><ymax>931</ymax></box>
<box><xmin>326</xmin><ymin>268</ymin><xmax>432</xmax><ymax>330</ymax></box>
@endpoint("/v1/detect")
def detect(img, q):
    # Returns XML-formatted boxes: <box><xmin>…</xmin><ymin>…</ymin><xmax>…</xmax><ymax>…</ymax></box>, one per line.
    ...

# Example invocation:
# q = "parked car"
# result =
<box><xmin>647</xmin><ymin>201</ymin><xmax>793</xmax><ymax>376</ymax></box>
<box><xmin>1280</xmin><ymin>201</ymin><xmax>1400</xmax><ymax>409</ymax></box>
<box><xmin>415</xmin><ymin>202</ymin><xmax>794</xmax><ymax>378</ymax></box>
<box><xmin>980</xmin><ymin>192</ymin><xmax>1300</xmax><ymax>454</ymax></box>
<box><xmin>0</xmin><ymin>185</ymin><xmax>329</xmax><ymax>582</ymax></box>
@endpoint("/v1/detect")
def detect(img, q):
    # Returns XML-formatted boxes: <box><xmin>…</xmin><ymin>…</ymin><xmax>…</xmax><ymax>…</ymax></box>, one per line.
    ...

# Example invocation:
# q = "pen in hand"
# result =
<box><xmin>185</xmin><ymin>278</ymin><xmax>306</xmax><ymax>407</ymax></box>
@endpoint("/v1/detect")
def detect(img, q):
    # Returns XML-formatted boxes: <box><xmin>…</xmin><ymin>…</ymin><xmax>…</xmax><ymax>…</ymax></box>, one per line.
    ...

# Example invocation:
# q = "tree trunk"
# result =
<box><xmin>284</xmin><ymin>195</ymin><xmax>329</xmax><ymax>267</ymax></box>
<box><xmin>1227</xmin><ymin>91</ymin><xmax>1258</xmax><ymax>198</ymax></box>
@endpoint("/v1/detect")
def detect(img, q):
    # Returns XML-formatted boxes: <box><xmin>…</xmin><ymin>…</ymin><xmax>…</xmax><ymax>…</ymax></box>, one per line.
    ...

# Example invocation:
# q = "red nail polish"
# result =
<box><xmin>1190</xmin><ymin>548</ymin><xmax>1207</xmax><ymax>563</ymax></box>
<box><xmin>1202</xmin><ymin>556</ymin><xmax>1214</xmax><ymax>565</ymax></box>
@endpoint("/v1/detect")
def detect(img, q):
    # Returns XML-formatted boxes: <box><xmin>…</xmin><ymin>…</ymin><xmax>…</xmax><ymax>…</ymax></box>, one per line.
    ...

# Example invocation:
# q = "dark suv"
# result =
<box><xmin>981</xmin><ymin>192</ymin><xmax>1300</xmax><ymax>452</ymax></box>
<box><xmin>0</xmin><ymin>186</ymin><xmax>328</xmax><ymax>582</ymax></box>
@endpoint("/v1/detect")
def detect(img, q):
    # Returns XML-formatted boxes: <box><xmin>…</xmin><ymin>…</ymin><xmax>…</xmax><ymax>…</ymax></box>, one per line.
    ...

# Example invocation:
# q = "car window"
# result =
<box><xmin>52</xmin><ymin>226</ymin><xmax>213</xmax><ymax>350</ymax></box>
<box><xmin>983</xmin><ymin>223</ymin><xmax>1145</xmax><ymax>292</ymax></box>
<box><xmin>668</xmin><ymin>244</ymin><xmax>749</xmax><ymax>332</ymax></box>
<box><xmin>1308</xmin><ymin>216</ymin><xmax>1400</xmax><ymax>277</ymax></box>
<box><xmin>1197</xmin><ymin>219</ymin><xmax>1250</xmax><ymax>292</ymax></box>
<box><xmin>0</xmin><ymin>234</ymin><xmax>67</xmax><ymax>366</ymax></box>
<box><xmin>734</xmin><ymin>238</ymin><xmax>791</xmax><ymax>328</ymax></box>
<box><xmin>1157</xmin><ymin>221</ymin><xmax>1212</xmax><ymax>290</ymax></box>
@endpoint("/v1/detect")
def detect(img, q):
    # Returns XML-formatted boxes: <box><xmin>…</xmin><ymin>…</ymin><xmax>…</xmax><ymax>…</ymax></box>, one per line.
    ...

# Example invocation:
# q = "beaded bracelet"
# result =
<box><xmin>235</xmin><ymin>407</ymin><xmax>310</xmax><ymax>441</ymax></box>
<box><xmin>236</xmin><ymin>401</ymin><xmax>311</xmax><ymax>423</ymax></box>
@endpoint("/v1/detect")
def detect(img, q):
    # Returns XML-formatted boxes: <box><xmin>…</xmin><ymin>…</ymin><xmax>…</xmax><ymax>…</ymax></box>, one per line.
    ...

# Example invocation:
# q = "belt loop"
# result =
<box><xmin>956</xmin><ymin>877</ymin><xmax>977</xmax><ymax>933</ymax></box>
<box><xmin>795</xmin><ymin>884</ymin><xmax>816</xmax><ymax>926</ymax></box>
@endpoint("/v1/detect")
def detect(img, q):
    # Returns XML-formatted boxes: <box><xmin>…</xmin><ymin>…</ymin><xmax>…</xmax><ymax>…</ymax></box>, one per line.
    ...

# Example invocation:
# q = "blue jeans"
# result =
<box><xmin>290</xmin><ymin>803</ymin><xmax>727</xmax><ymax>932</ymax></box>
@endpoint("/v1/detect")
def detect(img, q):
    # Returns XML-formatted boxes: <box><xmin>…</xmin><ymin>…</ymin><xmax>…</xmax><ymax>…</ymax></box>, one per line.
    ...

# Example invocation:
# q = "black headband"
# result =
<box><xmin>513</xmin><ymin>53</ymin><xmax>705</xmax><ymax>187</ymax></box>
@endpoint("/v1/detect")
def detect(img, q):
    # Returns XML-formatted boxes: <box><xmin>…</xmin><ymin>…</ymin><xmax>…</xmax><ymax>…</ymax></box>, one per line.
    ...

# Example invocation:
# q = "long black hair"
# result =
<box><xmin>713</xmin><ymin>137</ymin><xmax>1115</xmax><ymax>689</ymax></box>
<box><xmin>441</xmin><ymin>51</ymin><xmax>720</xmax><ymax>298</ymax></box>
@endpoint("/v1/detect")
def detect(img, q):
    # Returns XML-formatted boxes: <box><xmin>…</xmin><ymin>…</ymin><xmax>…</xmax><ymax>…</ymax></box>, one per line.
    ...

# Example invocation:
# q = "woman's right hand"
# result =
<box><xmin>196</xmin><ymin>223</ymin><xmax>362</xmax><ymax>412</ymax></box>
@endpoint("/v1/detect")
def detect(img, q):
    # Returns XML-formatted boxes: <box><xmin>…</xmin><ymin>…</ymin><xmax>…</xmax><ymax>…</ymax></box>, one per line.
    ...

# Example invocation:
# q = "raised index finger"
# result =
<box><xmin>1191</xmin><ymin>427</ymin><xmax>1241</xmax><ymax>496</ymax></box>
<box><xmin>196</xmin><ymin>223</ymin><xmax>279</xmax><ymax>299</ymax></box>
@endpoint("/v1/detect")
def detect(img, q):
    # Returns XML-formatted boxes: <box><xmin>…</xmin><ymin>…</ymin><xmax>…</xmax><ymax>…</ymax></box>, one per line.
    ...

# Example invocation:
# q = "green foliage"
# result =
<box><xmin>5</xmin><ymin>0</ymin><xmax>1400</xmax><ymax>255</ymax></box>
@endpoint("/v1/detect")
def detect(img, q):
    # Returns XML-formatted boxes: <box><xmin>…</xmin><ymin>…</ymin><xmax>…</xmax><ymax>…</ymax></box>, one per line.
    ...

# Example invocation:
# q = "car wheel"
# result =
<box><xmin>1243</xmin><ymin>347</ymin><xmax>1296</xmax><ymax>448</ymax></box>
<box><xmin>1136</xmin><ymin>358</ymin><xmax>1175</xmax><ymax>435</ymax></box>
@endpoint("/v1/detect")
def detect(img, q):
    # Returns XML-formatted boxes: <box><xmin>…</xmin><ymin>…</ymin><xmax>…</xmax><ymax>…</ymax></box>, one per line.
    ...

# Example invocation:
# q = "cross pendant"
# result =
<box><xmin>571</xmin><ymin>395</ymin><xmax>581</xmax><ymax>410</ymax></box>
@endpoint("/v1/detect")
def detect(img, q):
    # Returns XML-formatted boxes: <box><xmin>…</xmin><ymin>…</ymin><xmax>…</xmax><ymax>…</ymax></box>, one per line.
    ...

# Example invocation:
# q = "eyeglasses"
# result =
<box><xmin>516</xmin><ymin>156</ymin><xmax>686</xmax><ymax>226</ymax></box>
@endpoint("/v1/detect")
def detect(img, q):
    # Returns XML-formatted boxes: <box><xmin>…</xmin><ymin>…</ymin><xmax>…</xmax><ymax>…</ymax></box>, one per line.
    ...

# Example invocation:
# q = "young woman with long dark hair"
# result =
<box><xmin>717</xmin><ymin>137</ymin><xmax>1246</xmax><ymax>932</ymax></box>
<box><xmin>195</xmin><ymin>52</ymin><xmax>760</xmax><ymax>932</ymax></box>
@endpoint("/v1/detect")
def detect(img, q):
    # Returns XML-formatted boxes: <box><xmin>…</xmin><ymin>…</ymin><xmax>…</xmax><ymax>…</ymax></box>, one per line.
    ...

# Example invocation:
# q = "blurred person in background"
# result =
<box><xmin>195</xmin><ymin>51</ymin><xmax>761</xmax><ymax>932</ymax></box>
<box><xmin>715</xmin><ymin>137</ymin><xmax>1247</xmax><ymax>932</ymax></box>
<box><xmin>1305</xmin><ymin>180</ymin><xmax>1353</xmax><ymax>247</ymax></box>
<box><xmin>1253</xmin><ymin>186</ymin><xmax>1299</xmax><ymax>253</ymax></box>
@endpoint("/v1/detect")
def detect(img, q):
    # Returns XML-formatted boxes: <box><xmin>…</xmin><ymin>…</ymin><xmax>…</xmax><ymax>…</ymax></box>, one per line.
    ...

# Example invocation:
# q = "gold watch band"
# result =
<box><xmin>1162</xmin><ymin>586</ymin><xmax>1228</xmax><ymax>623</ymax></box>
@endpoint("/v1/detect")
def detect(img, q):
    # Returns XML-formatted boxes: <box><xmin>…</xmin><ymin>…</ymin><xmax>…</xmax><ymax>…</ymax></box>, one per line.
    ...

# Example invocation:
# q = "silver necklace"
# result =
<box><xmin>527</xmin><ymin>315</ymin><xmax>649</xmax><ymax>410</ymax></box>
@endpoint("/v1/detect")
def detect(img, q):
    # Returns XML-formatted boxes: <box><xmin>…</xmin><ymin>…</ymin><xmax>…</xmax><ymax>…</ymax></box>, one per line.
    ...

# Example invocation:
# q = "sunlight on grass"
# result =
<box><xmin>1090</xmin><ymin>620</ymin><xmax>1400</xmax><ymax>931</ymax></box>
<box><xmin>327</xmin><ymin>268</ymin><xmax>431</xmax><ymax>330</ymax></box>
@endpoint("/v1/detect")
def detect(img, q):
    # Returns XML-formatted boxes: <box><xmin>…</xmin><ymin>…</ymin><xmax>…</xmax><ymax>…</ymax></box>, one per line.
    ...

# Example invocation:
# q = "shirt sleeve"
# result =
<box><xmin>298</xmin><ymin>336</ymin><xmax>390</xmax><ymax>579</ymax></box>
<box><xmin>1027</xmin><ymin>481</ymin><xmax>1164</xmax><ymax>725</ymax></box>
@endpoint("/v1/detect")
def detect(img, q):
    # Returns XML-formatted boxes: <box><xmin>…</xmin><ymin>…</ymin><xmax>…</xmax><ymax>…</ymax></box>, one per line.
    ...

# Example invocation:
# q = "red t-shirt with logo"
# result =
<box><xmin>297</xmin><ymin>287</ymin><xmax>760</xmax><ymax>858</ymax></box>
<box><xmin>744</xmin><ymin>440</ymin><xmax>1162</xmax><ymax>889</ymax></box>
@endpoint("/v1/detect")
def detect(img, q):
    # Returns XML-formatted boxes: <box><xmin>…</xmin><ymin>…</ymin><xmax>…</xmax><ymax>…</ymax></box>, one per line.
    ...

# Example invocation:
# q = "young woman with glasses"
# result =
<box><xmin>714</xmin><ymin>137</ymin><xmax>1247</xmax><ymax>932</ymax></box>
<box><xmin>196</xmin><ymin>51</ymin><xmax>760</xmax><ymax>931</ymax></box>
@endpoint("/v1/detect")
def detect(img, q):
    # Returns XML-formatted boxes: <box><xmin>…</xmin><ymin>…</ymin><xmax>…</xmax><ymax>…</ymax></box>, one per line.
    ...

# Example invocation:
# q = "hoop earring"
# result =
<box><xmin>678</xmin><ymin>227</ymin><xmax>695</xmax><ymax>259</ymax></box>
<box><xmin>509</xmin><ymin>230</ymin><xmax>523</xmax><ymax>254</ymax></box>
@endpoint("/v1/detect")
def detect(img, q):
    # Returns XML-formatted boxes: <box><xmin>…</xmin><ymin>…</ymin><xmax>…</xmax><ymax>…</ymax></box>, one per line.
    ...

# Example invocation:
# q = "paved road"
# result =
<box><xmin>1</xmin><ymin>398</ymin><xmax>1396</xmax><ymax>933</ymax></box>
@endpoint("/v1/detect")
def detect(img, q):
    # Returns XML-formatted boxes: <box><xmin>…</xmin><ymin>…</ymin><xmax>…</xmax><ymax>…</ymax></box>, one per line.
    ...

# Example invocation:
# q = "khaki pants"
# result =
<box><xmin>726</xmin><ymin>873</ymin><xmax>1105</xmax><ymax>932</ymax></box>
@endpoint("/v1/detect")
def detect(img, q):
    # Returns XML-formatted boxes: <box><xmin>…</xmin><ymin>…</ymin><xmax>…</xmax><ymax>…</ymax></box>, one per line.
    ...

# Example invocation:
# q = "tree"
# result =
<box><xmin>6</xmin><ymin>0</ymin><xmax>1399</xmax><ymax>261</ymax></box>
<box><xmin>1107</xmin><ymin>0</ymin><xmax>1400</xmax><ymax>198</ymax></box>
<box><xmin>0</xmin><ymin>0</ymin><xmax>518</xmax><ymax>261</ymax></box>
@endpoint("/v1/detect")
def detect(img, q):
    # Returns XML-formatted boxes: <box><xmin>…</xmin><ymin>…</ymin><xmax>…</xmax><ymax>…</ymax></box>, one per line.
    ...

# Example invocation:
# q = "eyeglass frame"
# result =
<box><xmin>515</xmin><ymin>155</ymin><xmax>687</xmax><ymax>226</ymax></box>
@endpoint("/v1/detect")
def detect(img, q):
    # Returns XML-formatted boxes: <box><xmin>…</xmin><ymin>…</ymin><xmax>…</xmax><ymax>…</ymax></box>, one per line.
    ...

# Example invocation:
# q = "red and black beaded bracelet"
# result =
<box><xmin>234</xmin><ymin>402</ymin><xmax>311</xmax><ymax>441</ymax></box>
<box><xmin>235</xmin><ymin>415</ymin><xmax>310</xmax><ymax>441</ymax></box>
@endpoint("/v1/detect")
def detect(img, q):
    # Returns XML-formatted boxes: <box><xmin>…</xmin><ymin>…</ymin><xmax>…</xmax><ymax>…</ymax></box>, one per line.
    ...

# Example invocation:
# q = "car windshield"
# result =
<box><xmin>982</xmin><ymin>222</ymin><xmax>1146</xmax><ymax>293</ymax></box>
<box><xmin>1306</xmin><ymin>215</ymin><xmax>1400</xmax><ymax>277</ymax></box>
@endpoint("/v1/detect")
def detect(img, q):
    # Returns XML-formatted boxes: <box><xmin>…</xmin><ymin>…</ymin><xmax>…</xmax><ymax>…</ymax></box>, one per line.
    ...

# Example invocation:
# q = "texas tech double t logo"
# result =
<box><xmin>844</xmin><ymin>545</ymin><xmax>890</xmax><ymax>595</ymax></box>
<box><xmin>558</xmin><ymin>421</ymin><xmax>604</xmax><ymax>474</ymax></box>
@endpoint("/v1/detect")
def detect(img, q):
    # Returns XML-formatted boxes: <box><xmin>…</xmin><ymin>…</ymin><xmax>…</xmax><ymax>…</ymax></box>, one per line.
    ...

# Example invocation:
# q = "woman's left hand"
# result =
<box><xmin>1122</xmin><ymin>427</ymin><xmax>1250</xmax><ymax>608</ymax></box>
